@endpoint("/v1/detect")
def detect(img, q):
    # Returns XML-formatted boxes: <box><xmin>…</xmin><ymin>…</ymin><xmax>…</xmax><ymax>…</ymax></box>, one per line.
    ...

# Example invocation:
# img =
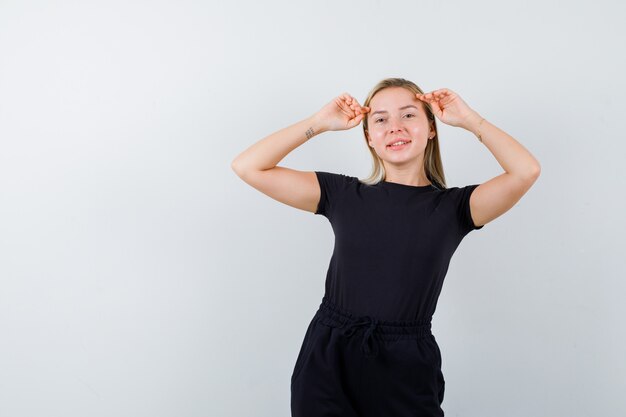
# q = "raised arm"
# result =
<box><xmin>231</xmin><ymin>94</ymin><xmax>369</xmax><ymax>213</ymax></box>
<box><xmin>417</xmin><ymin>89</ymin><xmax>541</xmax><ymax>228</ymax></box>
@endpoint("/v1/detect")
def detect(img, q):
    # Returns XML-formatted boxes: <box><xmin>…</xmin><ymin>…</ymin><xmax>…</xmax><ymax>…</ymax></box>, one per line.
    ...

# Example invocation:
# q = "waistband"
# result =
<box><xmin>315</xmin><ymin>296</ymin><xmax>433</xmax><ymax>358</ymax></box>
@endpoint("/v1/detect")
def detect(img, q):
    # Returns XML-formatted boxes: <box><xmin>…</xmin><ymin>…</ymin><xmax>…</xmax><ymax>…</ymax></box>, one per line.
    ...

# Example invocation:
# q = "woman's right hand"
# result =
<box><xmin>313</xmin><ymin>93</ymin><xmax>370</xmax><ymax>132</ymax></box>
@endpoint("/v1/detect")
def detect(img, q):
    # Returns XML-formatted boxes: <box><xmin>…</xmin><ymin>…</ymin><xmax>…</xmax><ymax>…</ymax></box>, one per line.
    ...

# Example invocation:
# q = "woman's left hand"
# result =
<box><xmin>416</xmin><ymin>88</ymin><xmax>479</xmax><ymax>129</ymax></box>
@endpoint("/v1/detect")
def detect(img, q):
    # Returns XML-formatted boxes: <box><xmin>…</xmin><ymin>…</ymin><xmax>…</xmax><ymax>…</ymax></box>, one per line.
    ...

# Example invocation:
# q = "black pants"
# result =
<box><xmin>291</xmin><ymin>296</ymin><xmax>445</xmax><ymax>417</ymax></box>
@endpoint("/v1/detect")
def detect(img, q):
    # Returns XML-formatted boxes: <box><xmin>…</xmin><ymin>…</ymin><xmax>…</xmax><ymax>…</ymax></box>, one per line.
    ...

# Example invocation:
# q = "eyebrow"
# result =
<box><xmin>370</xmin><ymin>105</ymin><xmax>420</xmax><ymax>117</ymax></box>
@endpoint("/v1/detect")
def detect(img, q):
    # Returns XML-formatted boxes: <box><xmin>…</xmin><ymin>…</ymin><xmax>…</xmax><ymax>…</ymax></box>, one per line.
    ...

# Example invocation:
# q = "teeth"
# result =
<box><xmin>389</xmin><ymin>141</ymin><xmax>408</xmax><ymax>146</ymax></box>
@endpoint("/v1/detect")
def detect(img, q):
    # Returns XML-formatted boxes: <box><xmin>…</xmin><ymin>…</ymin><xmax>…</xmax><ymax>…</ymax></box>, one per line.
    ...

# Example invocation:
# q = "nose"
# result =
<box><xmin>388</xmin><ymin>119</ymin><xmax>404</xmax><ymax>133</ymax></box>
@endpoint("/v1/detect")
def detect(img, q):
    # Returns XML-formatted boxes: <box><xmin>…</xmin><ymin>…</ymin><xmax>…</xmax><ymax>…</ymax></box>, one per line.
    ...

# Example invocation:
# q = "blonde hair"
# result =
<box><xmin>359</xmin><ymin>77</ymin><xmax>447</xmax><ymax>189</ymax></box>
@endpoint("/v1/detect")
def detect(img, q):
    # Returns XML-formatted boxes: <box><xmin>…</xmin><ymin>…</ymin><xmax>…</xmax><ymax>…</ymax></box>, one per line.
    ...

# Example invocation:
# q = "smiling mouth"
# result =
<box><xmin>387</xmin><ymin>140</ymin><xmax>412</xmax><ymax>148</ymax></box>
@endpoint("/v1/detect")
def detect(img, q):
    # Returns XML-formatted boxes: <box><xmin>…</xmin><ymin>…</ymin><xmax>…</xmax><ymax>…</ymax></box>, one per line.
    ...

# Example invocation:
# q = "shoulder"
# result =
<box><xmin>436</xmin><ymin>184</ymin><xmax>480</xmax><ymax>198</ymax></box>
<box><xmin>314</xmin><ymin>171</ymin><xmax>360</xmax><ymax>217</ymax></box>
<box><xmin>314</xmin><ymin>171</ymin><xmax>360</xmax><ymax>189</ymax></box>
<box><xmin>441</xmin><ymin>184</ymin><xmax>483</xmax><ymax>232</ymax></box>
<box><xmin>315</xmin><ymin>171</ymin><xmax>358</xmax><ymax>181</ymax></box>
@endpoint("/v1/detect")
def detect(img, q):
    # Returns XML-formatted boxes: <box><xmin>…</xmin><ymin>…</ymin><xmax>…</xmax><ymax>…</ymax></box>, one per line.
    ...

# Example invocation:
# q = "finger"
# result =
<box><xmin>418</xmin><ymin>94</ymin><xmax>437</xmax><ymax>103</ymax></box>
<box><xmin>434</xmin><ymin>89</ymin><xmax>453</xmax><ymax>99</ymax></box>
<box><xmin>431</xmin><ymin>102</ymin><xmax>444</xmax><ymax>117</ymax></box>
<box><xmin>339</xmin><ymin>94</ymin><xmax>354</xmax><ymax>106</ymax></box>
<box><xmin>435</xmin><ymin>91</ymin><xmax>449</xmax><ymax>100</ymax></box>
<box><xmin>350</xmin><ymin>97</ymin><xmax>363</xmax><ymax>108</ymax></box>
<box><xmin>356</xmin><ymin>107</ymin><xmax>368</xmax><ymax>115</ymax></box>
<box><xmin>350</xmin><ymin>101</ymin><xmax>368</xmax><ymax>113</ymax></box>
<box><xmin>350</xmin><ymin>113</ymin><xmax>364</xmax><ymax>127</ymax></box>
<box><xmin>335</xmin><ymin>98</ymin><xmax>349</xmax><ymax>110</ymax></box>
<box><xmin>421</xmin><ymin>91</ymin><xmax>439</xmax><ymax>100</ymax></box>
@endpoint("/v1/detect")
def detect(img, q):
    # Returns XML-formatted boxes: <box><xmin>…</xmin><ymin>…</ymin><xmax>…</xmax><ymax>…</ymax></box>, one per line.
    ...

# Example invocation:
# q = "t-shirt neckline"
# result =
<box><xmin>380</xmin><ymin>180</ymin><xmax>435</xmax><ymax>190</ymax></box>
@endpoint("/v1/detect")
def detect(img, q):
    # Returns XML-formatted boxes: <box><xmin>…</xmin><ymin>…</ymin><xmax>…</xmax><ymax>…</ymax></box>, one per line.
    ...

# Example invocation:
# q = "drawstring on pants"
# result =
<box><xmin>317</xmin><ymin>296</ymin><xmax>433</xmax><ymax>360</ymax></box>
<box><xmin>342</xmin><ymin>316</ymin><xmax>380</xmax><ymax>357</ymax></box>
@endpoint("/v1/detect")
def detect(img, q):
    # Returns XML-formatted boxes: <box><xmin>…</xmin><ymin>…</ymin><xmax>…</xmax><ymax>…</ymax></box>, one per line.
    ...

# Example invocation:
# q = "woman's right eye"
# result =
<box><xmin>375</xmin><ymin>118</ymin><xmax>385</xmax><ymax>123</ymax></box>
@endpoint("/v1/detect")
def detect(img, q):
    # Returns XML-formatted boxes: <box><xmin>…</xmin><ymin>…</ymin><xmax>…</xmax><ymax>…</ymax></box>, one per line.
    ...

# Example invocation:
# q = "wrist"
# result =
<box><xmin>461</xmin><ymin>111</ymin><xmax>484</xmax><ymax>135</ymax></box>
<box><xmin>308</xmin><ymin>113</ymin><xmax>329</xmax><ymax>136</ymax></box>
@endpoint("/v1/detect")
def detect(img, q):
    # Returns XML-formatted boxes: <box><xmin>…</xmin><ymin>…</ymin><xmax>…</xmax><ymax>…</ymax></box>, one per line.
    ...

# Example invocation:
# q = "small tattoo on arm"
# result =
<box><xmin>305</xmin><ymin>127</ymin><xmax>315</xmax><ymax>139</ymax></box>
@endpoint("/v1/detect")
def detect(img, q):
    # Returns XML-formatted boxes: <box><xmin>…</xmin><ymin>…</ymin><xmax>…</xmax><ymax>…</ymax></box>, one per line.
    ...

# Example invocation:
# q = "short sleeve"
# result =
<box><xmin>314</xmin><ymin>171</ymin><xmax>352</xmax><ymax>218</ymax></box>
<box><xmin>453</xmin><ymin>184</ymin><xmax>484</xmax><ymax>234</ymax></box>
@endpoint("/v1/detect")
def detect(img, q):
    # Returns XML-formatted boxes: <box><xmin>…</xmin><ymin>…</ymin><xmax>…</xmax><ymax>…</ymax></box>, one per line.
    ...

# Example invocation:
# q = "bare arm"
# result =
<box><xmin>463</xmin><ymin>112</ymin><xmax>541</xmax><ymax>180</ymax></box>
<box><xmin>461</xmin><ymin>112</ymin><xmax>541</xmax><ymax>227</ymax></box>
<box><xmin>417</xmin><ymin>89</ymin><xmax>541</xmax><ymax>228</ymax></box>
<box><xmin>231</xmin><ymin>94</ymin><xmax>369</xmax><ymax>213</ymax></box>
<box><xmin>230</xmin><ymin>114</ymin><xmax>327</xmax><ymax>175</ymax></box>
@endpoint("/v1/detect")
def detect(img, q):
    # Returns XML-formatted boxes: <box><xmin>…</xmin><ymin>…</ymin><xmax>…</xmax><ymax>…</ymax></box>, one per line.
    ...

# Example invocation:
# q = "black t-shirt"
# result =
<box><xmin>314</xmin><ymin>171</ymin><xmax>484</xmax><ymax>322</ymax></box>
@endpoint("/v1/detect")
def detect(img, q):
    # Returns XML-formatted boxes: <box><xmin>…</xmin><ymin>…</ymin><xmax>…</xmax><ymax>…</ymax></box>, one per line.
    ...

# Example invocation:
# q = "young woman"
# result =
<box><xmin>231</xmin><ymin>78</ymin><xmax>540</xmax><ymax>417</ymax></box>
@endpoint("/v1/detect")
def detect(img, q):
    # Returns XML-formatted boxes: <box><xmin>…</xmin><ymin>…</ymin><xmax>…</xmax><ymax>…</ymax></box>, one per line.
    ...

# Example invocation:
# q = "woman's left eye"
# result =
<box><xmin>404</xmin><ymin>113</ymin><xmax>415</xmax><ymax>118</ymax></box>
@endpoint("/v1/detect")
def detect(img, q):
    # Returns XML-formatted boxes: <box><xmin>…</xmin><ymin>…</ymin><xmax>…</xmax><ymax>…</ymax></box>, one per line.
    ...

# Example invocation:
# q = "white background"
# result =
<box><xmin>1</xmin><ymin>1</ymin><xmax>624</xmax><ymax>416</ymax></box>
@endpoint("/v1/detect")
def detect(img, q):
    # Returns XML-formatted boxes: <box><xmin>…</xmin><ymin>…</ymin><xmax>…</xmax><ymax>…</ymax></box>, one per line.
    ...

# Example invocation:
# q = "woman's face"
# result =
<box><xmin>366</xmin><ymin>87</ymin><xmax>434</xmax><ymax>165</ymax></box>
